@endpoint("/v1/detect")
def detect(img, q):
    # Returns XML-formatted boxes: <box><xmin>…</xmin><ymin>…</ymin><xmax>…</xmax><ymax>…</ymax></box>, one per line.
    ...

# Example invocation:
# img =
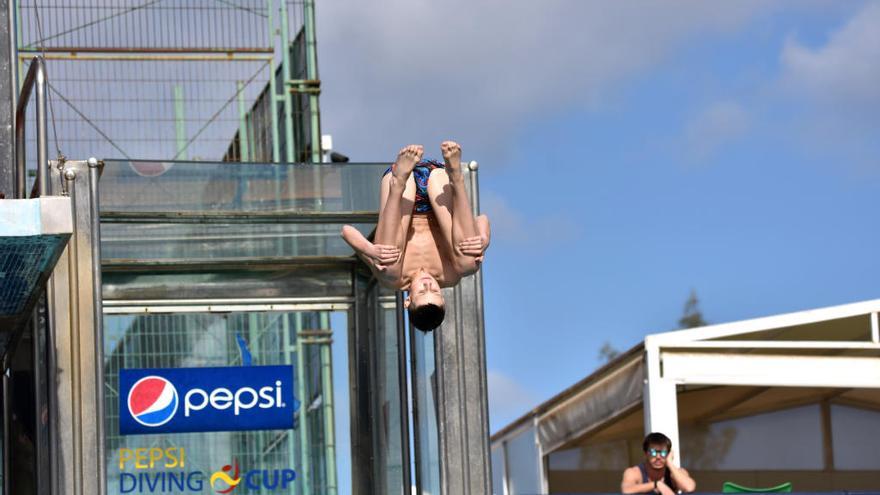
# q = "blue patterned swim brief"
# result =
<box><xmin>383</xmin><ymin>159</ymin><xmax>445</xmax><ymax>213</ymax></box>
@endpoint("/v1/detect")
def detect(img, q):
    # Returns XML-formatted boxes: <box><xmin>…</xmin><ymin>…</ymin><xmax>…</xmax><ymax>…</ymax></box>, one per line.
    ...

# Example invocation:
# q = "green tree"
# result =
<box><xmin>598</xmin><ymin>341</ymin><xmax>620</xmax><ymax>363</ymax></box>
<box><xmin>678</xmin><ymin>289</ymin><xmax>708</xmax><ymax>329</ymax></box>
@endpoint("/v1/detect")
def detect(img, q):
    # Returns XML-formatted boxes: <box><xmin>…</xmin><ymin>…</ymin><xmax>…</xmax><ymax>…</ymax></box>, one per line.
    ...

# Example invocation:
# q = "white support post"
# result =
<box><xmin>871</xmin><ymin>312</ymin><xmax>879</xmax><ymax>344</ymax></box>
<box><xmin>535</xmin><ymin>416</ymin><xmax>548</xmax><ymax>494</ymax></box>
<box><xmin>643</xmin><ymin>343</ymin><xmax>682</xmax><ymax>465</ymax></box>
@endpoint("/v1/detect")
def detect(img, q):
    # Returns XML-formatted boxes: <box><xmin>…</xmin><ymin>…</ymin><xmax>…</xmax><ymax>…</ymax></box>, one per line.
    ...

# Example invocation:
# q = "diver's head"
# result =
<box><xmin>405</xmin><ymin>270</ymin><xmax>445</xmax><ymax>331</ymax></box>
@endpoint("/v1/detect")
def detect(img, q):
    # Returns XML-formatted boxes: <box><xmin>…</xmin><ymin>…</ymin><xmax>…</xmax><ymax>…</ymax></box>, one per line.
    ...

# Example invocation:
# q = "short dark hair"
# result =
<box><xmin>409</xmin><ymin>303</ymin><xmax>445</xmax><ymax>331</ymax></box>
<box><xmin>643</xmin><ymin>432</ymin><xmax>672</xmax><ymax>452</ymax></box>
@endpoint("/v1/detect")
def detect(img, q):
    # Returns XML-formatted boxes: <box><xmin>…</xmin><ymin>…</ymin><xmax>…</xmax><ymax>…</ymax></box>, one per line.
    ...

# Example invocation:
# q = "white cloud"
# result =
<box><xmin>780</xmin><ymin>3</ymin><xmax>880</xmax><ymax>109</ymax></box>
<box><xmin>316</xmin><ymin>0</ymin><xmax>776</xmax><ymax>161</ymax></box>
<box><xmin>775</xmin><ymin>3</ymin><xmax>880</xmax><ymax>170</ymax></box>
<box><xmin>487</xmin><ymin>369</ymin><xmax>538</xmax><ymax>429</ymax></box>
<box><xmin>683</xmin><ymin>101</ymin><xmax>750</xmax><ymax>163</ymax></box>
<box><xmin>481</xmin><ymin>191</ymin><xmax>583</xmax><ymax>247</ymax></box>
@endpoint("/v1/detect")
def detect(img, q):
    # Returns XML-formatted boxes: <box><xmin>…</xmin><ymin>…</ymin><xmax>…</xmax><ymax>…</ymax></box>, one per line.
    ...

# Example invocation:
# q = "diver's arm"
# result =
<box><xmin>341</xmin><ymin>225</ymin><xmax>400</xmax><ymax>272</ymax></box>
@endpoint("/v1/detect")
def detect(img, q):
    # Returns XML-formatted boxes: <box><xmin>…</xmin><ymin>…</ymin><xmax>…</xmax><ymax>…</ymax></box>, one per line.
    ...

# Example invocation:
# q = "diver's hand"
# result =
<box><xmin>368</xmin><ymin>244</ymin><xmax>400</xmax><ymax>269</ymax></box>
<box><xmin>458</xmin><ymin>236</ymin><xmax>485</xmax><ymax>256</ymax></box>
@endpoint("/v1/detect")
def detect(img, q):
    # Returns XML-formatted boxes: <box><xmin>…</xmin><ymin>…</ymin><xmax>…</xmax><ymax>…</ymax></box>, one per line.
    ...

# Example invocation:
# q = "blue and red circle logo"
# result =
<box><xmin>127</xmin><ymin>376</ymin><xmax>179</xmax><ymax>427</ymax></box>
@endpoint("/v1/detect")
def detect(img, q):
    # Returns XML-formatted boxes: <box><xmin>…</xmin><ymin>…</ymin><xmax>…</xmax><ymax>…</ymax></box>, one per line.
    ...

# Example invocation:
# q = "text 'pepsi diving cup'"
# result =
<box><xmin>119</xmin><ymin>365</ymin><xmax>297</xmax><ymax>435</ymax></box>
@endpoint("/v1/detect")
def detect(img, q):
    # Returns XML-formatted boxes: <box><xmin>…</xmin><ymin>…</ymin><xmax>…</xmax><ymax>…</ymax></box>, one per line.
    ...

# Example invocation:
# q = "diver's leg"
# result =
<box><xmin>376</xmin><ymin>145</ymin><xmax>421</xmax><ymax>247</ymax></box>
<box><xmin>426</xmin><ymin>141</ymin><xmax>479</xmax><ymax>251</ymax></box>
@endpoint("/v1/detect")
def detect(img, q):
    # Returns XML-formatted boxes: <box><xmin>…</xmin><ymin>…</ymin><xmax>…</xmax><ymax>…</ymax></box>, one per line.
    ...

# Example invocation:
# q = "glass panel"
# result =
<box><xmin>491</xmin><ymin>446</ymin><xmax>505</xmax><ymax>495</ymax></box>
<box><xmin>681</xmin><ymin>405</ymin><xmax>823</xmax><ymax>470</ymax></box>
<box><xmin>505</xmin><ymin>426</ymin><xmax>542</xmax><ymax>495</ymax></box>
<box><xmin>330</xmin><ymin>313</ymin><xmax>352</xmax><ymax>494</ymax></box>
<box><xmin>412</xmin><ymin>326</ymin><xmax>440</xmax><ymax>495</ymax></box>
<box><xmin>372</xmin><ymin>302</ymin><xmax>404</xmax><ymax>492</ymax></box>
<box><xmin>100</xmin><ymin>161</ymin><xmax>386</xmax><ymax>213</ymax></box>
<box><xmin>99</xmin><ymin>161</ymin><xmax>388</xmax><ymax>262</ymax></box>
<box><xmin>102</xmin><ymin>264</ymin><xmax>355</xmax><ymax>301</ymax></box>
<box><xmin>831</xmin><ymin>404</ymin><xmax>880</xmax><ymax>470</ymax></box>
<box><xmin>101</xmin><ymin>222</ymin><xmax>374</xmax><ymax>260</ymax></box>
<box><xmin>103</xmin><ymin>310</ymin><xmax>341</xmax><ymax>495</ymax></box>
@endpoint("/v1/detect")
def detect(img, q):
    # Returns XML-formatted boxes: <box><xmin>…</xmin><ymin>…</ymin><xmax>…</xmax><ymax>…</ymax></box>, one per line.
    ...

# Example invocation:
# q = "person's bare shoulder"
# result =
<box><xmin>622</xmin><ymin>466</ymin><xmax>640</xmax><ymax>478</ymax></box>
<box><xmin>621</xmin><ymin>465</ymin><xmax>645</xmax><ymax>494</ymax></box>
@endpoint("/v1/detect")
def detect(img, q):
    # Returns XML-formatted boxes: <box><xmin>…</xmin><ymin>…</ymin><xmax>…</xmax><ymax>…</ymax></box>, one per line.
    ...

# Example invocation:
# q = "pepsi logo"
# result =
<box><xmin>127</xmin><ymin>376</ymin><xmax>179</xmax><ymax>427</ymax></box>
<box><xmin>119</xmin><ymin>366</ymin><xmax>296</xmax><ymax>434</ymax></box>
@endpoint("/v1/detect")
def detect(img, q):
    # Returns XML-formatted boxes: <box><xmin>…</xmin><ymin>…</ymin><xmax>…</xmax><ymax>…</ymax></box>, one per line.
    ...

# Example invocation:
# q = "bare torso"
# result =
<box><xmin>351</xmin><ymin>143</ymin><xmax>487</xmax><ymax>291</ymax></box>
<box><xmin>373</xmin><ymin>214</ymin><xmax>460</xmax><ymax>290</ymax></box>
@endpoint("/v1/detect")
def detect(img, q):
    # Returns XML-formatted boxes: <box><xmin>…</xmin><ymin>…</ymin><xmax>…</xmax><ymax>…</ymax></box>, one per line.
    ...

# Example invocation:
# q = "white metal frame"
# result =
<box><xmin>103</xmin><ymin>297</ymin><xmax>355</xmax><ymax>314</ymax></box>
<box><xmin>491</xmin><ymin>420</ymin><xmax>542</xmax><ymax>495</ymax></box>
<box><xmin>489</xmin><ymin>299</ymin><xmax>880</xmax><ymax>493</ymax></box>
<box><xmin>643</xmin><ymin>299</ymin><xmax>880</xmax><ymax>465</ymax></box>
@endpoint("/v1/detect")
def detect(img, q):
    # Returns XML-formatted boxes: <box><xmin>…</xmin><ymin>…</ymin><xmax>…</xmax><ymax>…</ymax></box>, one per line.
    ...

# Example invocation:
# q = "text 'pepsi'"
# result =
<box><xmin>119</xmin><ymin>365</ymin><xmax>297</xmax><ymax>435</ymax></box>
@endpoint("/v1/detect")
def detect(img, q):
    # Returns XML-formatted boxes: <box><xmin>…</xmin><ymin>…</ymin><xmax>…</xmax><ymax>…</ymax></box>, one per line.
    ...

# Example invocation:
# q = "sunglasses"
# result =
<box><xmin>648</xmin><ymin>448</ymin><xmax>668</xmax><ymax>458</ymax></box>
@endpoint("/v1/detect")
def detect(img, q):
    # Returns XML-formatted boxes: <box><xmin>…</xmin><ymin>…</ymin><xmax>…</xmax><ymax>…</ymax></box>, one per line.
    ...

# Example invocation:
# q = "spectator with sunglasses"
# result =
<box><xmin>621</xmin><ymin>432</ymin><xmax>696</xmax><ymax>495</ymax></box>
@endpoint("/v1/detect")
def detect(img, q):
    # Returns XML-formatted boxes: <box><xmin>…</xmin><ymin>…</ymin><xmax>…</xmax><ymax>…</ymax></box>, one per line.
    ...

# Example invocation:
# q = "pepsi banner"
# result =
<box><xmin>119</xmin><ymin>365</ymin><xmax>296</xmax><ymax>435</ymax></box>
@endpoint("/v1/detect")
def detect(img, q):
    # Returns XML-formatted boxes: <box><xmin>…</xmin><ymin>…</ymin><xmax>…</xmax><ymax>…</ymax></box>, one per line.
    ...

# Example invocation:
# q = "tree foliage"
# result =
<box><xmin>598</xmin><ymin>341</ymin><xmax>620</xmax><ymax>363</ymax></box>
<box><xmin>678</xmin><ymin>289</ymin><xmax>708</xmax><ymax>329</ymax></box>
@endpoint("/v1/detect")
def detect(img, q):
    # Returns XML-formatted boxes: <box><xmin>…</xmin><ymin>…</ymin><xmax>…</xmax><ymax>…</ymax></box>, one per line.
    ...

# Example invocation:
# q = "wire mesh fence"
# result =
<box><xmin>18</xmin><ymin>0</ymin><xmax>273</xmax><ymax>51</ymax></box>
<box><xmin>18</xmin><ymin>1</ymin><xmax>309</xmax><ymax>165</ymax></box>
<box><xmin>24</xmin><ymin>57</ymin><xmax>272</xmax><ymax>161</ymax></box>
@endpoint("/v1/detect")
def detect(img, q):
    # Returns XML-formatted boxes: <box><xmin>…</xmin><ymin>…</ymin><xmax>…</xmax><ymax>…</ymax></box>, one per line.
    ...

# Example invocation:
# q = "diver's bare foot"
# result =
<box><xmin>393</xmin><ymin>145</ymin><xmax>423</xmax><ymax>181</ymax></box>
<box><xmin>441</xmin><ymin>141</ymin><xmax>462</xmax><ymax>180</ymax></box>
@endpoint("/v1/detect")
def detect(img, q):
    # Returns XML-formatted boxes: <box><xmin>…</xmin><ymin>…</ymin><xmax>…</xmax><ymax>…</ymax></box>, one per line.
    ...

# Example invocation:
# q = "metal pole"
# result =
<box><xmin>247</xmin><ymin>313</ymin><xmax>265</xmax><ymax>461</ymax></box>
<box><xmin>320</xmin><ymin>328</ymin><xmax>338</xmax><ymax>495</ymax></box>
<box><xmin>14</xmin><ymin>0</ymin><xmax>21</xmax><ymax>56</ymax></box>
<box><xmin>268</xmin><ymin>59</ymin><xmax>281</xmax><ymax>163</ymax></box>
<box><xmin>432</xmin><ymin>161</ymin><xmax>492</xmax><ymax>494</ymax></box>
<box><xmin>88</xmin><ymin>157</ymin><xmax>106</xmax><ymax>495</ymax></box>
<box><xmin>14</xmin><ymin>56</ymin><xmax>47</xmax><ymax>198</ymax></box>
<box><xmin>46</xmin><ymin>163</ymin><xmax>60</xmax><ymax>495</ymax></box>
<box><xmin>278</xmin><ymin>0</ymin><xmax>295</xmax><ymax>163</ymax></box>
<box><xmin>2</xmin><ymin>359</ymin><xmax>11</xmax><ymax>495</ymax></box>
<box><xmin>236</xmin><ymin>81</ymin><xmax>250</xmax><ymax>161</ymax></box>
<box><xmin>65</xmin><ymin>170</ymin><xmax>84</xmax><ymax>495</ymax></box>
<box><xmin>7</xmin><ymin>0</ymin><xmax>18</xmax><ymax>115</ymax></box>
<box><xmin>295</xmin><ymin>313</ymin><xmax>311</xmax><ymax>493</ymax></box>
<box><xmin>22</xmin><ymin>52</ymin><xmax>273</xmax><ymax>62</ymax></box>
<box><xmin>173</xmin><ymin>85</ymin><xmax>187</xmax><ymax>160</ymax></box>
<box><xmin>34</xmin><ymin>58</ymin><xmax>47</xmax><ymax>196</ymax></box>
<box><xmin>395</xmin><ymin>291</ymin><xmax>412</xmax><ymax>493</ymax></box>
<box><xmin>302</xmin><ymin>0</ymin><xmax>321</xmax><ymax>163</ymax></box>
<box><xmin>408</xmin><ymin>319</ymin><xmax>423</xmax><ymax>493</ymax></box>
<box><xmin>280</xmin><ymin>313</ymin><xmax>298</xmax><ymax>491</ymax></box>
<box><xmin>32</xmin><ymin>300</ymin><xmax>49</xmax><ymax>495</ymax></box>
<box><xmin>266</xmin><ymin>0</ymin><xmax>280</xmax><ymax>163</ymax></box>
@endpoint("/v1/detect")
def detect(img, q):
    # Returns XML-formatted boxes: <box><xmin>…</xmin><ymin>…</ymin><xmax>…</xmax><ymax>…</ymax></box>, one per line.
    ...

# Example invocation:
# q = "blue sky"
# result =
<box><xmin>316</xmin><ymin>1</ymin><xmax>880</xmax><ymax>431</ymax></box>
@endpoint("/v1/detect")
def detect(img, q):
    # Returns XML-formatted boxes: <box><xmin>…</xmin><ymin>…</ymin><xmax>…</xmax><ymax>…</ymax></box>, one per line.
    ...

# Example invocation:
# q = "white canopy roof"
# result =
<box><xmin>492</xmin><ymin>298</ymin><xmax>880</xmax><ymax>456</ymax></box>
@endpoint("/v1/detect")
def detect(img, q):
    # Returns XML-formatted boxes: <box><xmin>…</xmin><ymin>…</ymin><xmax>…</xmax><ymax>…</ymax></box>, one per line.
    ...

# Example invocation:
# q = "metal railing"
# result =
<box><xmin>14</xmin><ymin>55</ymin><xmax>48</xmax><ymax>199</ymax></box>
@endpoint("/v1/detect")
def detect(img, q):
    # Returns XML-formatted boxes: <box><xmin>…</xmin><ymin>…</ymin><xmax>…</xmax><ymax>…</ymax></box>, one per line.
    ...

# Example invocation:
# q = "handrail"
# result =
<box><xmin>14</xmin><ymin>56</ymin><xmax>49</xmax><ymax>199</ymax></box>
